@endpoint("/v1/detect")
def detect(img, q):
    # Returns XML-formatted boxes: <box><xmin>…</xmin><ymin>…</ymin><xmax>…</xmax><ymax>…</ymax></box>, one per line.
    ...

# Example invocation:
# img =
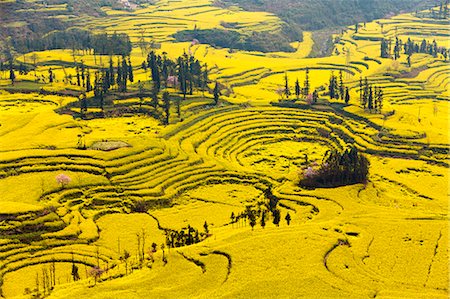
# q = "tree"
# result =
<box><xmin>162</xmin><ymin>91</ymin><xmax>170</xmax><ymax>125</ymax></box>
<box><xmin>213</xmin><ymin>81</ymin><xmax>220</xmax><ymax>105</ymax></box>
<box><xmin>260</xmin><ymin>211</ymin><xmax>266</xmax><ymax>228</ymax></box>
<box><xmin>203</xmin><ymin>221</ymin><xmax>209</xmax><ymax>233</ymax></box>
<box><xmin>86</xmin><ymin>69</ymin><xmax>91</xmax><ymax>92</ymax></box>
<box><xmin>249</xmin><ymin>212</ymin><xmax>256</xmax><ymax>230</ymax></box>
<box><xmin>328</xmin><ymin>72</ymin><xmax>338</xmax><ymax>99</ymax></box>
<box><xmin>355</xmin><ymin>23</ymin><xmax>359</xmax><ymax>33</ymax></box>
<box><xmin>128</xmin><ymin>57</ymin><xmax>134</xmax><ymax>82</ymax></box>
<box><xmin>368</xmin><ymin>85</ymin><xmax>373</xmax><ymax>111</ymax></box>
<box><xmin>89</xmin><ymin>266</ymin><xmax>104</xmax><ymax>286</ymax></box>
<box><xmin>295</xmin><ymin>78</ymin><xmax>301</xmax><ymax>100</ymax></box>
<box><xmin>362</xmin><ymin>77</ymin><xmax>369</xmax><ymax>109</ymax></box>
<box><xmin>230</xmin><ymin>212</ymin><xmax>235</xmax><ymax>226</ymax></box>
<box><xmin>109</xmin><ymin>56</ymin><xmax>115</xmax><ymax>86</ymax></box>
<box><xmin>76</xmin><ymin>65</ymin><xmax>81</xmax><ymax>86</ymax></box>
<box><xmin>48</xmin><ymin>68</ymin><xmax>54</xmax><ymax>83</ymax></box>
<box><xmin>121</xmin><ymin>250</ymin><xmax>130</xmax><ymax>275</ymax></box>
<box><xmin>56</xmin><ymin>173</ymin><xmax>71</xmax><ymax>188</ymax></box>
<box><xmin>303</xmin><ymin>68</ymin><xmax>310</xmax><ymax>96</ymax></box>
<box><xmin>71</xmin><ymin>263</ymin><xmax>80</xmax><ymax>282</ymax></box>
<box><xmin>9</xmin><ymin>58</ymin><xmax>15</xmax><ymax>84</ymax></box>
<box><xmin>272</xmin><ymin>209</ymin><xmax>281</xmax><ymax>226</ymax></box>
<box><xmin>284</xmin><ymin>73</ymin><xmax>290</xmax><ymax>98</ymax></box>
<box><xmin>285</xmin><ymin>213</ymin><xmax>291</xmax><ymax>225</ymax></box>
<box><xmin>339</xmin><ymin>70</ymin><xmax>344</xmax><ymax>100</ymax></box>
<box><xmin>312</xmin><ymin>90</ymin><xmax>319</xmax><ymax>104</ymax></box>
<box><xmin>79</xmin><ymin>93</ymin><xmax>87</xmax><ymax>119</ymax></box>
<box><xmin>376</xmin><ymin>87</ymin><xmax>383</xmax><ymax>113</ymax></box>
<box><xmin>380</xmin><ymin>38</ymin><xmax>389</xmax><ymax>58</ymax></box>
<box><xmin>345</xmin><ymin>87</ymin><xmax>350</xmax><ymax>104</ymax></box>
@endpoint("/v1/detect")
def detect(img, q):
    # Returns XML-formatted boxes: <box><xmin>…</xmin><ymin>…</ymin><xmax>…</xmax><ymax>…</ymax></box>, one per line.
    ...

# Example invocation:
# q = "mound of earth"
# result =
<box><xmin>90</xmin><ymin>140</ymin><xmax>131</xmax><ymax>151</ymax></box>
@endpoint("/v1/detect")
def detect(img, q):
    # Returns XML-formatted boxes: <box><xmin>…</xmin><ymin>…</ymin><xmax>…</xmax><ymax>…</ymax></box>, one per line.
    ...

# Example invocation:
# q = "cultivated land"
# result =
<box><xmin>0</xmin><ymin>0</ymin><xmax>448</xmax><ymax>298</ymax></box>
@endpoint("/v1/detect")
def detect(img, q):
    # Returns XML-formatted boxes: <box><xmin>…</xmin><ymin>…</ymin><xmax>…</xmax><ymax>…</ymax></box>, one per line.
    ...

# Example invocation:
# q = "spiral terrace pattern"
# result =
<box><xmin>0</xmin><ymin>104</ymin><xmax>448</xmax><ymax>297</ymax></box>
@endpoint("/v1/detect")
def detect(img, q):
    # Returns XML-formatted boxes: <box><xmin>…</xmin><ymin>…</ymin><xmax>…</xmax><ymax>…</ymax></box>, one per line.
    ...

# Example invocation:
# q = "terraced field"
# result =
<box><xmin>0</xmin><ymin>0</ymin><xmax>448</xmax><ymax>298</ymax></box>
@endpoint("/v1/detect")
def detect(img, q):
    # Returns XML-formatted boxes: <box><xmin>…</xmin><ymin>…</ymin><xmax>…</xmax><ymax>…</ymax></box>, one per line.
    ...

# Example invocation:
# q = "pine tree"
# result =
<box><xmin>109</xmin><ymin>56</ymin><xmax>115</xmax><ymax>86</ymax></box>
<box><xmin>377</xmin><ymin>87</ymin><xmax>383</xmax><ymax>112</ymax></box>
<box><xmin>285</xmin><ymin>213</ymin><xmax>291</xmax><ymax>225</ymax></box>
<box><xmin>162</xmin><ymin>91</ymin><xmax>170</xmax><ymax>125</ymax></box>
<box><xmin>304</xmin><ymin>68</ymin><xmax>310</xmax><ymax>96</ymax></box>
<box><xmin>339</xmin><ymin>70</ymin><xmax>344</xmax><ymax>100</ymax></box>
<box><xmin>380</xmin><ymin>38</ymin><xmax>389</xmax><ymax>58</ymax></box>
<box><xmin>312</xmin><ymin>90</ymin><xmax>319</xmax><ymax>104</ymax></box>
<box><xmin>368</xmin><ymin>86</ymin><xmax>373</xmax><ymax>111</ymax></box>
<box><xmin>295</xmin><ymin>78</ymin><xmax>301</xmax><ymax>100</ymax></box>
<box><xmin>116</xmin><ymin>58</ymin><xmax>122</xmax><ymax>91</ymax></box>
<box><xmin>121</xmin><ymin>57</ymin><xmax>128</xmax><ymax>92</ymax></box>
<box><xmin>86</xmin><ymin>69</ymin><xmax>91</xmax><ymax>92</ymax></box>
<box><xmin>76</xmin><ymin>65</ymin><xmax>81</xmax><ymax>86</ymax></box>
<box><xmin>272</xmin><ymin>209</ymin><xmax>280</xmax><ymax>226</ymax></box>
<box><xmin>260</xmin><ymin>211</ymin><xmax>266</xmax><ymax>229</ymax></box>
<box><xmin>128</xmin><ymin>57</ymin><xmax>134</xmax><ymax>83</ymax></box>
<box><xmin>48</xmin><ymin>68</ymin><xmax>53</xmax><ymax>83</ymax></box>
<box><xmin>213</xmin><ymin>81</ymin><xmax>220</xmax><ymax>105</ymax></box>
<box><xmin>284</xmin><ymin>73</ymin><xmax>290</xmax><ymax>98</ymax></box>
<box><xmin>362</xmin><ymin>77</ymin><xmax>369</xmax><ymax>109</ymax></box>
<box><xmin>345</xmin><ymin>87</ymin><xmax>350</xmax><ymax>104</ymax></box>
<box><xmin>359</xmin><ymin>77</ymin><xmax>363</xmax><ymax>105</ymax></box>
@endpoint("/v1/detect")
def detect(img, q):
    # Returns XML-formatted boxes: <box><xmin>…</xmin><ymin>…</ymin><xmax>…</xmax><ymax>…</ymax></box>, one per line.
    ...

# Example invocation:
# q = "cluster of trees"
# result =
<box><xmin>381</xmin><ymin>37</ymin><xmax>448</xmax><ymax>62</ymax></box>
<box><xmin>229</xmin><ymin>188</ymin><xmax>292</xmax><ymax>230</ymax></box>
<box><xmin>358</xmin><ymin>77</ymin><xmax>384</xmax><ymax>113</ymax></box>
<box><xmin>164</xmin><ymin>223</ymin><xmax>209</xmax><ymax>249</ymax></box>
<box><xmin>145</xmin><ymin>50</ymin><xmax>209</xmax><ymax>99</ymax></box>
<box><xmin>11</xmin><ymin>29</ymin><xmax>132</xmax><ymax>56</ymax></box>
<box><xmin>328</xmin><ymin>71</ymin><xmax>350</xmax><ymax>104</ymax></box>
<box><xmin>299</xmin><ymin>146</ymin><xmax>369</xmax><ymax>188</ymax></box>
<box><xmin>173</xmin><ymin>28</ymin><xmax>296</xmax><ymax>53</ymax></box>
<box><xmin>280</xmin><ymin>69</ymin><xmax>319</xmax><ymax>104</ymax></box>
<box><xmin>417</xmin><ymin>1</ymin><xmax>449</xmax><ymax>19</ymax></box>
<box><xmin>78</xmin><ymin>55</ymin><xmax>135</xmax><ymax>118</ymax></box>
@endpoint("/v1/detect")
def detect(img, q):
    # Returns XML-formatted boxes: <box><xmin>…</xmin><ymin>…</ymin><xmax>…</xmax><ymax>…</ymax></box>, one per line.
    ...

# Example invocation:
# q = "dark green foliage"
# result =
<box><xmin>285</xmin><ymin>213</ymin><xmax>291</xmax><ymax>225</ymax></box>
<box><xmin>272</xmin><ymin>209</ymin><xmax>281</xmax><ymax>226</ymax></box>
<box><xmin>216</xmin><ymin>0</ymin><xmax>431</xmax><ymax>32</ymax></box>
<box><xmin>328</xmin><ymin>72</ymin><xmax>339</xmax><ymax>99</ymax></box>
<box><xmin>303</xmin><ymin>68</ymin><xmax>310</xmax><ymax>96</ymax></box>
<box><xmin>284</xmin><ymin>73</ymin><xmax>290</xmax><ymax>98</ymax></box>
<box><xmin>380</xmin><ymin>38</ymin><xmax>389</xmax><ymax>58</ymax></box>
<box><xmin>295</xmin><ymin>78</ymin><xmax>301</xmax><ymax>99</ymax></box>
<box><xmin>213</xmin><ymin>81</ymin><xmax>220</xmax><ymax>105</ymax></box>
<box><xmin>299</xmin><ymin>147</ymin><xmax>370</xmax><ymax>188</ymax></box>
<box><xmin>345</xmin><ymin>87</ymin><xmax>350</xmax><ymax>104</ymax></box>
<box><xmin>11</xmin><ymin>27</ymin><xmax>132</xmax><ymax>56</ymax></box>
<box><xmin>173</xmin><ymin>28</ymin><xmax>295</xmax><ymax>53</ymax></box>
<box><xmin>162</xmin><ymin>91</ymin><xmax>170</xmax><ymax>125</ymax></box>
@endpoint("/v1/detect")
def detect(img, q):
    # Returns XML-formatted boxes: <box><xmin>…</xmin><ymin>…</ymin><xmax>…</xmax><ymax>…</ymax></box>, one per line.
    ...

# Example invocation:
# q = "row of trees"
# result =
<box><xmin>299</xmin><ymin>147</ymin><xmax>369</xmax><ymax>188</ymax></box>
<box><xmin>145</xmin><ymin>50</ymin><xmax>209</xmax><ymax>99</ymax></box>
<box><xmin>358</xmin><ymin>77</ymin><xmax>384</xmax><ymax>113</ymax></box>
<box><xmin>229</xmin><ymin>188</ymin><xmax>292</xmax><ymax>230</ymax></box>
<box><xmin>381</xmin><ymin>37</ymin><xmax>448</xmax><ymax>61</ymax></box>
<box><xmin>328</xmin><ymin>71</ymin><xmax>350</xmax><ymax>104</ymax></box>
<box><xmin>11</xmin><ymin>29</ymin><xmax>132</xmax><ymax>56</ymax></box>
<box><xmin>279</xmin><ymin>69</ymin><xmax>319</xmax><ymax>104</ymax></box>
